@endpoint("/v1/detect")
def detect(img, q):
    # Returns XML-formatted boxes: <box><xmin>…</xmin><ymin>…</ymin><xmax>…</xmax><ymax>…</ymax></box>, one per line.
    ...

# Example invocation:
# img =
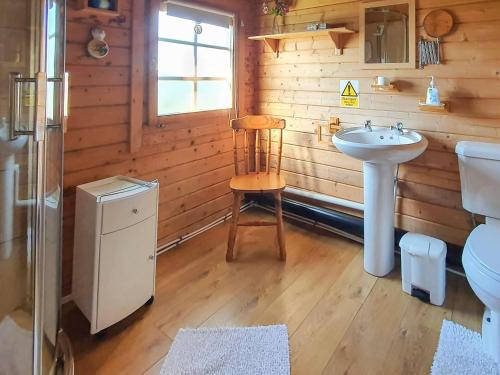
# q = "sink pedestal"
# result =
<box><xmin>332</xmin><ymin>126</ymin><xmax>428</xmax><ymax>277</ymax></box>
<box><xmin>363</xmin><ymin>162</ymin><xmax>396</xmax><ymax>277</ymax></box>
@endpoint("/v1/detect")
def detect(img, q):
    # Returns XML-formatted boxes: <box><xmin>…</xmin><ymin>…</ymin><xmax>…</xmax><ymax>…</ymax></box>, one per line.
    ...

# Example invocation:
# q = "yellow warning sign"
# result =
<box><xmin>340</xmin><ymin>80</ymin><xmax>359</xmax><ymax>108</ymax></box>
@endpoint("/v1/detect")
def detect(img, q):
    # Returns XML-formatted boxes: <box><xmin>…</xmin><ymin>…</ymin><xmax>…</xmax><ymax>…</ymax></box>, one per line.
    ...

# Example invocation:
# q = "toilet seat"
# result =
<box><xmin>463</xmin><ymin>224</ymin><xmax>500</xmax><ymax>312</ymax></box>
<box><xmin>465</xmin><ymin>225</ymin><xmax>500</xmax><ymax>282</ymax></box>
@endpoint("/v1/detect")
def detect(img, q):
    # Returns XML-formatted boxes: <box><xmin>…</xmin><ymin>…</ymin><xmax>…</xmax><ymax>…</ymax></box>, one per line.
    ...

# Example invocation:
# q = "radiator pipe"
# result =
<box><xmin>284</xmin><ymin>187</ymin><xmax>364</xmax><ymax>212</ymax></box>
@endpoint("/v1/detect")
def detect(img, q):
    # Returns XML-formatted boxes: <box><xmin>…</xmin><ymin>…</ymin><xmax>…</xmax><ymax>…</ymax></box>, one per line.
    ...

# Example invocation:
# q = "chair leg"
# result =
<box><xmin>274</xmin><ymin>192</ymin><xmax>286</xmax><ymax>261</ymax></box>
<box><xmin>226</xmin><ymin>192</ymin><xmax>241</xmax><ymax>262</ymax></box>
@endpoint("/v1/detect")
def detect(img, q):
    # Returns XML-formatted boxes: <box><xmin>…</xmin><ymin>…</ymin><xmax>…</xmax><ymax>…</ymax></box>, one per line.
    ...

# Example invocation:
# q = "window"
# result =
<box><xmin>156</xmin><ymin>1</ymin><xmax>235</xmax><ymax>116</ymax></box>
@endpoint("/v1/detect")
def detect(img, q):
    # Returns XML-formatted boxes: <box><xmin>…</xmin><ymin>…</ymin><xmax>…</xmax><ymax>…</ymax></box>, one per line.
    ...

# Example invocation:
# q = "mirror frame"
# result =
<box><xmin>359</xmin><ymin>0</ymin><xmax>416</xmax><ymax>69</ymax></box>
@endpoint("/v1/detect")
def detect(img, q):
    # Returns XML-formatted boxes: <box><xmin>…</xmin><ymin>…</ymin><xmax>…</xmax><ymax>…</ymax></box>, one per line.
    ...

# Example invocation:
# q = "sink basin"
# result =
<box><xmin>332</xmin><ymin>127</ymin><xmax>428</xmax><ymax>164</ymax></box>
<box><xmin>332</xmin><ymin>126</ymin><xmax>428</xmax><ymax>277</ymax></box>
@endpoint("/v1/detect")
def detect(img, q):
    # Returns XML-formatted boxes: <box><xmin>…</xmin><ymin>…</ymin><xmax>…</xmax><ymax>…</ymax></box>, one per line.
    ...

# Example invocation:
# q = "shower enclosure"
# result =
<box><xmin>0</xmin><ymin>0</ymin><xmax>72</xmax><ymax>374</ymax></box>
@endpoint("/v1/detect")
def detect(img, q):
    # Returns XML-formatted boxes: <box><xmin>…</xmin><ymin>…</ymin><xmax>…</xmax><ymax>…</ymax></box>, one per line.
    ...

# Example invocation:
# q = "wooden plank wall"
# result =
<box><xmin>63</xmin><ymin>0</ymin><xmax>256</xmax><ymax>295</ymax></box>
<box><xmin>254</xmin><ymin>0</ymin><xmax>500</xmax><ymax>247</ymax></box>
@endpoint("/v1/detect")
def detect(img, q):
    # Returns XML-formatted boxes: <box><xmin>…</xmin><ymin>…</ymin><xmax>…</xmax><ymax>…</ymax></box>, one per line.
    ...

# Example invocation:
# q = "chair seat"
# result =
<box><xmin>230</xmin><ymin>172</ymin><xmax>286</xmax><ymax>193</ymax></box>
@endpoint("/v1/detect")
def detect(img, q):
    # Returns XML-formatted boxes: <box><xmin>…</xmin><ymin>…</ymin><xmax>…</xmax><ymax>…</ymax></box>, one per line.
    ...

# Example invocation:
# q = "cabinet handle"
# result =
<box><xmin>132</xmin><ymin>208</ymin><xmax>139</xmax><ymax>214</ymax></box>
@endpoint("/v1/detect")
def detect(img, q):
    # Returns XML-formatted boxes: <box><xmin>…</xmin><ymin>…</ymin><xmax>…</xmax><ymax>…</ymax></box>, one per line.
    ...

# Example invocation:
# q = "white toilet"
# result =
<box><xmin>456</xmin><ymin>141</ymin><xmax>500</xmax><ymax>363</ymax></box>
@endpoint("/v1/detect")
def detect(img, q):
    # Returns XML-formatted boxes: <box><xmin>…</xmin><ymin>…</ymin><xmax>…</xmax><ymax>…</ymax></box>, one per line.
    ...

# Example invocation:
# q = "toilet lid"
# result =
<box><xmin>466</xmin><ymin>225</ymin><xmax>500</xmax><ymax>277</ymax></box>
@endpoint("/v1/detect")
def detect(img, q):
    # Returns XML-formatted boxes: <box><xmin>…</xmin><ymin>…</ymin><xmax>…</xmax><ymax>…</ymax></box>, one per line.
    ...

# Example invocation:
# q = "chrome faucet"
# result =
<box><xmin>364</xmin><ymin>120</ymin><xmax>373</xmax><ymax>132</ymax></box>
<box><xmin>391</xmin><ymin>122</ymin><xmax>404</xmax><ymax>134</ymax></box>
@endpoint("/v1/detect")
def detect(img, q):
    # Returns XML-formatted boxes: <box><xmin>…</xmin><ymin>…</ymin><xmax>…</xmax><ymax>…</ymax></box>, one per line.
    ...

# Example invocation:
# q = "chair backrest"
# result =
<box><xmin>230</xmin><ymin>115</ymin><xmax>286</xmax><ymax>176</ymax></box>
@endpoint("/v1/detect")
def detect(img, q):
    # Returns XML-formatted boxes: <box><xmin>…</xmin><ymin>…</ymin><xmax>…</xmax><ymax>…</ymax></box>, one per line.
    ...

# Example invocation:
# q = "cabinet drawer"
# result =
<box><xmin>101</xmin><ymin>188</ymin><xmax>157</xmax><ymax>234</ymax></box>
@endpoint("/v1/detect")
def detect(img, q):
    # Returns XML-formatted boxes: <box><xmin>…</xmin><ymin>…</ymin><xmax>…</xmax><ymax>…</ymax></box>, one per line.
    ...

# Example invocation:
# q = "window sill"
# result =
<box><xmin>150</xmin><ymin>108</ymin><xmax>233</xmax><ymax>128</ymax></box>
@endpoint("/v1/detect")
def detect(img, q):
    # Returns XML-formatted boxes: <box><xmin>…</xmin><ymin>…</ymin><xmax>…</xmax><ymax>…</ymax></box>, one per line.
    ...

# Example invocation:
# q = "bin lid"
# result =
<box><xmin>399</xmin><ymin>233</ymin><xmax>447</xmax><ymax>259</ymax></box>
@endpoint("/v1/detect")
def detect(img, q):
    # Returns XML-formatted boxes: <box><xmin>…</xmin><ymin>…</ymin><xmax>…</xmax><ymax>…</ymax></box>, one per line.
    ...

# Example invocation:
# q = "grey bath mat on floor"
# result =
<box><xmin>160</xmin><ymin>325</ymin><xmax>290</xmax><ymax>375</ymax></box>
<box><xmin>431</xmin><ymin>320</ymin><xmax>499</xmax><ymax>374</ymax></box>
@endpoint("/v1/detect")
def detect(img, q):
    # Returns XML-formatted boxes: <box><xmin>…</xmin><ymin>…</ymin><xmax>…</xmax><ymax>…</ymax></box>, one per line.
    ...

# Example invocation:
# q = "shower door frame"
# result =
<box><xmin>7</xmin><ymin>0</ymin><xmax>69</xmax><ymax>373</ymax></box>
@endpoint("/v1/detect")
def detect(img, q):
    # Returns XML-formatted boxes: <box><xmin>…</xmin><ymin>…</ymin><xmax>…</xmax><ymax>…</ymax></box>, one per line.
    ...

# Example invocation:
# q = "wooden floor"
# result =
<box><xmin>64</xmin><ymin>208</ymin><xmax>484</xmax><ymax>375</ymax></box>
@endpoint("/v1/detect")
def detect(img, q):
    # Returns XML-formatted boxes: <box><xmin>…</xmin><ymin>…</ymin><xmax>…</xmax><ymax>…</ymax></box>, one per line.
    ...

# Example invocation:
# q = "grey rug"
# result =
<box><xmin>431</xmin><ymin>320</ymin><xmax>499</xmax><ymax>375</ymax></box>
<box><xmin>160</xmin><ymin>325</ymin><xmax>290</xmax><ymax>375</ymax></box>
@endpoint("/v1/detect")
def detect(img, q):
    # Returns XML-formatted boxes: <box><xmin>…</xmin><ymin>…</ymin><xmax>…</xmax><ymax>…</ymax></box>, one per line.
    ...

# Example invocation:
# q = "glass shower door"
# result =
<box><xmin>0</xmin><ymin>0</ymin><xmax>69</xmax><ymax>374</ymax></box>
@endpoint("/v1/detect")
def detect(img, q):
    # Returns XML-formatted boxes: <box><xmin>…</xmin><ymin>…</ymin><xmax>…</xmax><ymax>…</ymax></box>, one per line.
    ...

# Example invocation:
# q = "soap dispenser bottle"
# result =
<box><xmin>426</xmin><ymin>76</ymin><xmax>440</xmax><ymax>106</ymax></box>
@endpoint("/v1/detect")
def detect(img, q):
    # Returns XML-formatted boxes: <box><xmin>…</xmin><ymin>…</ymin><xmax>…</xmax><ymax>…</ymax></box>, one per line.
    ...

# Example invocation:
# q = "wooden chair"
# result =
<box><xmin>226</xmin><ymin>115</ymin><xmax>287</xmax><ymax>262</ymax></box>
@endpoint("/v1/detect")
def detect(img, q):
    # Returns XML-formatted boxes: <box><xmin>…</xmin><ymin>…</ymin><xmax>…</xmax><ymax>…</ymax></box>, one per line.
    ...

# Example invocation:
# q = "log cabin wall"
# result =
<box><xmin>63</xmin><ymin>0</ymin><xmax>256</xmax><ymax>295</ymax></box>
<box><xmin>254</xmin><ymin>0</ymin><xmax>500</xmax><ymax>249</ymax></box>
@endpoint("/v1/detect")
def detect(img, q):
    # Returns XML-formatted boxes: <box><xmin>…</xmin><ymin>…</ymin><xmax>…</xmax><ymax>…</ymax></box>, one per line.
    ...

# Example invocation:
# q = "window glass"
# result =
<box><xmin>158</xmin><ymin>81</ymin><xmax>194</xmax><ymax>115</ymax></box>
<box><xmin>158</xmin><ymin>14</ymin><xmax>195</xmax><ymax>42</ymax></box>
<box><xmin>197</xmin><ymin>81</ymin><xmax>232</xmax><ymax>111</ymax></box>
<box><xmin>197</xmin><ymin>48</ymin><xmax>231</xmax><ymax>78</ymax></box>
<box><xmin>197</xmin><ymin>23</ymin><xmax>231</xmax><ymax>48</ymax></box>
<box><xmin>156</xmin><ymin>7</ymin><xmax>234</xmax><ymax>116</ymax></box>
<box><xmin>158</xmin><ymin>42</ymin><xmax>195</xmax><ymax>77</ymax></box>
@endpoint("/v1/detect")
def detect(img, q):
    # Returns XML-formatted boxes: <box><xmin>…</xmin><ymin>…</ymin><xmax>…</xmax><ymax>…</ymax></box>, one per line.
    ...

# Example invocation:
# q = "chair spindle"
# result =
<box><xmin>266</xmin><ymin>129</ymin><xmax>272</xmax><ymax>173</ymax></box>
<box><xmin>255</xmin><ymin>129</ymin><xmax>260</xmax><ymax>173</ymax></box>
<box><xmin>277</xmin><ymin>129</ymin><xmax>283</xmax><ymax>175</ymax></box>
<box><xmin>244</xmin><ymin>130</ymin><xmax>249</xmax><ymax>175</ymax></box>
<box><xmin>232</xmin><ymin>129</ymin><xmax>239</xmax><ymax>175</ymax></box>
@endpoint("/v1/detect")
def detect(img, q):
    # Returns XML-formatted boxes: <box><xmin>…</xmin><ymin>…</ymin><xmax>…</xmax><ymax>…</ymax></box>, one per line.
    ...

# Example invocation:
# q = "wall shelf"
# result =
<box><xmin>371</xmin><ymin>83</ymin><xmax>398</xmax><ymax>93</ymax></box>
<box><xmin>249</xmin><ymin>27</ymin><xmax>356</xmax><ymax>56</ymax></box>
<box><xmin>418</xmin><ymin>99</ymin><xmax>449</xmax><ymax>113</ymax></box>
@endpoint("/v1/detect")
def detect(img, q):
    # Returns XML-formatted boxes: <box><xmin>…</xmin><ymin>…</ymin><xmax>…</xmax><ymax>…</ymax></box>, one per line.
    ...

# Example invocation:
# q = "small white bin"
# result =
<box><xmin>400</xmin><ymin>233</ymin><xmax>447</xmax><ymax>306</ymax></box>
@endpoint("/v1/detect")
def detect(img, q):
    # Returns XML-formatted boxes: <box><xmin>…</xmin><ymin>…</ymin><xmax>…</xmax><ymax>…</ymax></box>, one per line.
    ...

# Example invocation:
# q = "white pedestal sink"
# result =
<box><xmin>333</xmin><ymin>126</ymin><xmax>428</xmax><ymax>277</ymax></box>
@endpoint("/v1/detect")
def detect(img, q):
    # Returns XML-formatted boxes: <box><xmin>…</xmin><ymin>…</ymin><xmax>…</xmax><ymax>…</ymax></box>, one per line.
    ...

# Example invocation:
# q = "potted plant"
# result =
<box><xmin>262</xmin><ymin>1</ymin><xmax>291</xmax><ymax>34</ymax></box>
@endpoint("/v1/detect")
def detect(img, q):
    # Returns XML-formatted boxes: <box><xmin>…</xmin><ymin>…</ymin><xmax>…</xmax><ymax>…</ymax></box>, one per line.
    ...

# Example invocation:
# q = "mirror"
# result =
<box><xmin>360</xmin><ymin>0</ymin><xmax>415</xmax><ymax>69</ymax></box>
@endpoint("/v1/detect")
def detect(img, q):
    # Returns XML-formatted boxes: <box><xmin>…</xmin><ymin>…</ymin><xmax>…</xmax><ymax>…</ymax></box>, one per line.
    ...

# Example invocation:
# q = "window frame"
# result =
<box><xmin>148</xmin><ymin>0</ymin><xmax>237</xmax><ymax>127</ymax></box>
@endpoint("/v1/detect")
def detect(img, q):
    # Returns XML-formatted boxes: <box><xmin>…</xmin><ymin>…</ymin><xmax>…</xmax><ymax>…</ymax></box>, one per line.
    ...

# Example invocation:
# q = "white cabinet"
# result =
<box><xmin>72</xmin><ymin>176</ymin><xmax>159</xmax><ymax>334</ymax></box>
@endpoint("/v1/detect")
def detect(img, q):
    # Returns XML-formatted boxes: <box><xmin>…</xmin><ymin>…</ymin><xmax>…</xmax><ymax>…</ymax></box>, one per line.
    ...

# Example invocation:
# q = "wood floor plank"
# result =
<box><xmin>143</xmin><ymin>358</ymin><xmax>164</xmax><ymax>375</ymax></box>
<box><xmin>64</xmin><ymin>209</ymin><xmax>484</xmax><ymax>375</ymax></box>
<box><xmin>200</xmin><ymin>226</ymin><xmax>321</xmax><ymax>328</ymax></box>
<box><xmin>289</xmin><ymin>252</ymin><xmax>377</xmax><ymax>375</ymax></box>
<box><xmin>156</xmin><ymin>248</ymin><xmax>271</xmax><ymax>338</ymax></box>
<box><xmin>380</xmin><ymin>275</ymin><xmax>458</xmax><ymax>375</ymax></box>
<box><xmin>158</xmin><ymin>221</ymin><xmax>312</xmax><ymax>338</ymax></box>
<box><xmin>251</xmin><ymin>237</ymin><xmax>358</xmax><ymax>334</ymax></box>
<box><xmin>200</xmin><ymin>224</ymin><xmax>358</xmax><ymax>330</ymax></box>
<box><xmin>66</xmin><ymin>305</ymin><xmax>172</xmax><ymax>375</ymax></box>
<box><xmin>450</xmin><ymin>273</ymin><xmax>484</xmax><ymax>332</ymax></box>
<box><xmin>321</xmin><ymin>268</ymin><xmax>413</xmax><ymax>375</ymax></box>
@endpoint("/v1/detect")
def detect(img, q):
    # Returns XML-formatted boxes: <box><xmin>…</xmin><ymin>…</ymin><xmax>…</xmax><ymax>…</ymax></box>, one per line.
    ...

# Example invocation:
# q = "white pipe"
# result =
<box><xmin>284</xmin><ymin>187</ymin><xmax>364</xmax><ymax>212</ymax></box>
<box><xmin>156</xmin><ymin>201</ymin><xmax>254</xmax><ymax>254</ymax></box>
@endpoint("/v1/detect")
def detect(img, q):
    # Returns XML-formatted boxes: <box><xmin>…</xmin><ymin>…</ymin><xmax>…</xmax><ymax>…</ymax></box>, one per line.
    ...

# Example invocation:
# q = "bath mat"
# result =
<box><xmin>431</xmin><ymin>320</ymin><xmax>499</xmax><ymax>375</ymax></box>
<box><xmin>160</xmin><ymin>325</ymin><xmax>290</xmax><ymax>375</ymax></box>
